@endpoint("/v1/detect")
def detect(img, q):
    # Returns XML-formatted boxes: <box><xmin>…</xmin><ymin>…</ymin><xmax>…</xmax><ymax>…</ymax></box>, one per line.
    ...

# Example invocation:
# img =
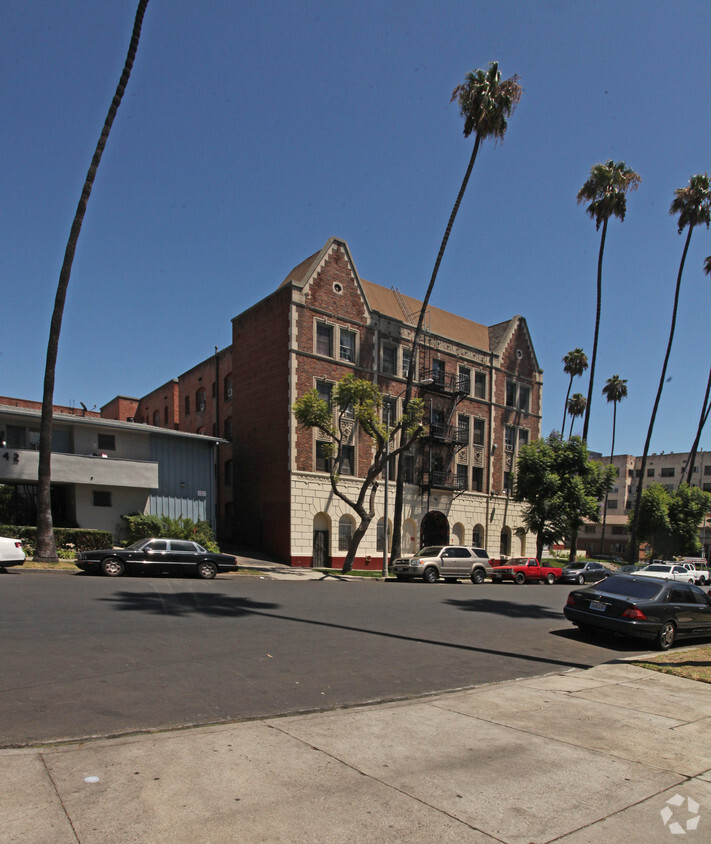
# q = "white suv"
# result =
<box><xmin>390</xmin><ymin>546</ymin><xmax>492</xmax><ymax>584</ymax></box>
<box><xmin>635</xmin><ymin>563</ymin><xmax>696</xmax><ymax>584</ymax></box>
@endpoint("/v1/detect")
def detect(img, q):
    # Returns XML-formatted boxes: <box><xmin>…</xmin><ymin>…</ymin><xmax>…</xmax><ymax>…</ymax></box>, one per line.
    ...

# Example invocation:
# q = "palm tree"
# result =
<box><xmin>34</xmin><ymin>0</ymin><xmax>150</xmax><ymax>561</ymax></box>
<box><xmin>391</xmin><ymin>62</ymin><xmax>521</xmax><ymax>562</ymax></box>
<box><xmin>685</xmin><ymin>257</ymin><xmax>711</xmax><ymax>486</ymax></box>
<box><xmin>577</xmin><ymin>161</ymin><xmax>640</xmax><ymax>442</ymax></box>
<box><xmin>561</xmin><ymin>348</ymin><xmax>588</xmax><ymax>437</ymax></box>
<box><xmin>599</xmin><ymin>375</ymin><xmax>628</xmax><ymax>552</ymax></box>
<box><xmin>629</xmin><ymin>175</ymin><xmax>711</xmax><ymax>562</ymax></box>
<box><xmin>567</xmin><ymin>393</ymin><xmax>587</xmax><ymax>438</ymax></box>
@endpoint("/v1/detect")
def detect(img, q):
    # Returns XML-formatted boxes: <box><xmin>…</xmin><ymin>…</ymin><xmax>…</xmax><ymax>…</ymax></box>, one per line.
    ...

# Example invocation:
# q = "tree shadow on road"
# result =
<box><xmin>444</xmin><ymin>597</ymin><xmax>564</xmax><ymax>620</ymax></box>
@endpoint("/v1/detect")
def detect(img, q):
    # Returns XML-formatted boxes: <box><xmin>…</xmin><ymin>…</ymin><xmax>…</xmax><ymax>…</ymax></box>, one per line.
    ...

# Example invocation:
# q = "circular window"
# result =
<box><xmin>516</xmin><ymin>348</ymin><xmax>523</xmax><ymax>360</ymax></box>
<box><xmin>333</xmin><ymin>282</ymin><xmax>343</xmax><ymax>294</ymax></box>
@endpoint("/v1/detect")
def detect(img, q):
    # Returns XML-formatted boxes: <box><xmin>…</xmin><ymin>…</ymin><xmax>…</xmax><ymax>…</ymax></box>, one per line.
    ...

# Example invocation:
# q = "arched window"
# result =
<box><xmin>452</xmin><ymin>523</ymin><xmax>465</xmax><ymax>545</ymax></box>
<box><xmin>224</xmin><ymin>374</ymin><xmax>233</xmax><ymax>400</ymax></box>
<box><xmin>500</xmin><ymin>527</ymin><xmax>511</xmax><ymax>557</ymax></box>
<box><xmin>472</xmin><ymin>524</ymin><xmax>485</xmax><ymax>549</ymax></box>
<box><xmin>196</xmin><ymin>388</ymin><xmax>206</xmax><ymax>413</ymax></box>
<box><xmin>152</xmin><ymin>410</ymin><xmax>160</xmax><ymax>426</ymax></box>
<box><xmin>338</xmin><ymin>514</ymin><xmax>355</xmax><ymax>551</ymax></box>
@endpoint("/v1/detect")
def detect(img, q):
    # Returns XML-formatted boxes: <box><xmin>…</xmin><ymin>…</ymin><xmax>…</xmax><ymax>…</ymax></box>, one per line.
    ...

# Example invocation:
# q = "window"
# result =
<box><xmin>518</xmin><ymin>385</ymin><xmax>530</xmax><ymax>412</ymax></box>
<box><xmin>432</xmin><ymin>359</ymin><xmax>445</xmax><ymax>386</ymax></box>
<box><xmin>472</xmin><ymin>528</ymin><xmax>482</xmax><ymax>546</ymax></box>
<box><xmin>403</xmin><ymin>454</ymin><xmax>415</xmax><ymax>483</ymax></box>
<box><xmin>340</xmin><ymin>329</ymin><xmax>356</xmax><ymax>363</ymax></box>
<box><xmin>607</xmin><ymin>500</ymin><xmax>618</xmax><ymax>510</ymax></box>
<box><xmin>316</xmin><ymin>380</ymin><xmax>332</xmax><ymax>409</ymax></box>
<box><xmin>153</xmin><ymin>410</ymin><xmax>160</xmax><ymax>426</ymax></box>
<box><xmin>376</xmin><ymin>520</ymin><xmax>386</xmax><ymax>552</ymax></box>
<box><xmin>457</xmin><ymin>463</ymin><xmax>468</xmax><ymax>490</ymax></box>
<box><xmin>503</xmin><ymin>471</ymin><xmax>513</xmax><ymax>492</ymax></box>
<box><xmin>518</xmin><ymin>428</ymin><xmax>529</xmax><ymax>448</ymax></box>
<box><xmin>611</xmin><ymin>526</ymin><xmax>626</xmax><ymax>535</ymax></box>
<box><xmin>402</xmin><ymin>348</ymin><xmax>412</xmax><ymax>378</ymax></box>
<box><xmin>223</xmin><ymin>418</ymin><xmax>233</xmax><ymax>441</ymax></box>
<box><xmin>693</xmin><ymin>465</ymin><xmax>699</xmax><ymax>473</ymax></box>
<box><xmin>224</xmin><ymin>460</ymin><xmax>233</xmax><ymax>485</ymax></box>
<box><xmin>316</xmin><ymin>323</ymin><xmax>333</xmax><ymax>356</ymax></box>
<box><xmin>93</xmin><ymin>490</ymin><xmax>111</xmax><ymax>507</ymax></box>
<box><xmin>505</xmin><ymin>426</ymin><xmax>516</xmax><ymax>451</ymax></box>
<box><xmin>474</xmin><ymin>371</ymin><xmax>486</xmax><ymax>399</ymax></box>
<box><xmin>382</xmin><ymin>344</ymin><xmax>397</xmax><ymax>375</ymax></box>
<box><xmin>584</xmin><ymin>525</ymin><xmax>596</xmax><ymax>534</ymax></box>
<box><xmin>97</xmin><ymin>433</ymin><xmax>115</xmax><ymax>451</ymax></box>
<box><xmin>341</xmin><ymin>403</ymin><xmax>355</xmax><ymax>421</ymax></box>
<box><xmin>340</xmin><ymin>445</ymin><xmax>355</xmax><ymax>475</ymax></box>
<box><xmin>661</xmin><ymin>467</ymin><xmax>675</xmax><ymax>477</ymax></box>
<box><xmin>458</xmin><ymin>365</ymin><xmax>471</xmax><ymax>394</ymax></box>
<box><xmin>315</xmin><ymin>441</ymin><xmax>331</xmax><ymax>472</ymax></box>
<box><xmin>705</xmin><ymin>465</ymin><xmax>711</xmax><ymax>476</ymax></box>
<box><xmin>704</xmin><ymin>483</ymin><xmax>711</xmax><ymax>493</ymax></box>
<box><xmin>338</xmin><ymin>518</ymin><xmax>353</xmax><ymax>551</ymax></box>
<box><xmin>224</xmin><ymin>376</ymin><xmax>233</xmax><ymax>400</ymax></box>
<box><xmin>457</xmin><ymin>414</ymin><xmax>469</xmax><ymax>444</ymax></box>
<box><xmin>472</xmin><ymin>466</ymin><xmax>484</xmax><ymax>492</ymax></box>
<box><xmin>506</xmin><ymin>381</ymin><xmax>517</xmax><ymax>407</ymax></box>
<box><xmin>473</xmin><ymin>418</ymin><xmax>485</xmax><ymax>446</ymax></box>
<box><xmin>383</xmin><ymin>397</ymin><xmax>398</xmax><ymax>425</ymax></box>
<box><xmin>196</xmin><ymin>388</ymin><xmax>206</xmax><ymax>412</ymax></box>
<box><xmin>185</xmin><ymin>396</ymin><xmax>190</xmax><ymax>415</ymax></box>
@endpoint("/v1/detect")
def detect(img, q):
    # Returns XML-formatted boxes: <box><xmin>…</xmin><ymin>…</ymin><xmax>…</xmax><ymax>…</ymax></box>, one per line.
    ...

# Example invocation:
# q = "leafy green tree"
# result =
<box><xmin>599</xmin><ymin>375</ymin><xmax>628</xmax><ymax>551</ymax></box>
<box><xmin>513</xmin><ymin>435</ymin><xmax>614</xmax><ymax>562</ymax></box>
<box><xmin>566</xmin><ymin>393</ymin><xmax>587</xmax><ymax>438</ymax></box>
<box><xmin>391</xmin><ymin>62</ymin><xmax>521</xmax><ymax>563</ymax></box>
<box><xmin>685</xmin><ymin>257</ymin><xmax>711</xmax><ymax>485</ymax></box>
<box><xmin>629</xmin><ymin>175</ymin><xmax>711</xmax><ymax>561</ymax></box>
<box><xmin>577</xmin><ymin>161</ymin><xmax>640</xmax><ymax>442</ymax></box>
<box><xmin>35</xmin><ymin>1</ymin><xmax>151</xmax><ymax>561</ymax></box>
<box><xmin>561</xmin><ymin>348</ymin><xmax>588</xmax><ymax>437</ymax></box>
<box><xmin>293</xmin><ymin>375</ymin><xmax>424</xmax><ymax>573</ymax></box>
<box><xmin>631</xmin><ymin>483</ymin><xmax>711</xmax><ymax>559</ymax></box>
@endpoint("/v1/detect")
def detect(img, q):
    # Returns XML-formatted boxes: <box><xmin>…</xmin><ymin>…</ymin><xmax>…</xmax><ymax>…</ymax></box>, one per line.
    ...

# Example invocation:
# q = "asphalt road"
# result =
<box><xmin>0</xmin><ymin>570</ymin><xmax>648</xmax><ymax>747</ymax></box>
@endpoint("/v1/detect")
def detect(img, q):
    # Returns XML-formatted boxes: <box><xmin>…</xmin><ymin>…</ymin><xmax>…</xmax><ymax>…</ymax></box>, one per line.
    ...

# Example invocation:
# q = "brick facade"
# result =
<box><xmin>101</xmin><ymin>236</ymin><xmax>543</xmax><ymax>566</ymax></box>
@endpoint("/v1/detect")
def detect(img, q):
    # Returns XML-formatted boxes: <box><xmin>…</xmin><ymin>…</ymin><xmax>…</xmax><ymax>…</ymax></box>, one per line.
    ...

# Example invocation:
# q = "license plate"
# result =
<box><xmin>589</xmin><ymin>600</ymin><xmax>606</xmax><ymax>612</ymax></box>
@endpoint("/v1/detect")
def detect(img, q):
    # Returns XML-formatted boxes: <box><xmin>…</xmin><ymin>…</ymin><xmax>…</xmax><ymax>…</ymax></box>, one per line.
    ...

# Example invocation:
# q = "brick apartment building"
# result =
<box><xmin>102</xmin><ymin>237</ymin><xmax>544</xmax><ymax>567</ymax></box>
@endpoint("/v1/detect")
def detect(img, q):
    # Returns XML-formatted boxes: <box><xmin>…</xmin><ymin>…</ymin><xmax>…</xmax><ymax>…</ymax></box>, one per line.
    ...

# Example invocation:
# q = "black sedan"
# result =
<box><xmin>564</xmin><ymin>574</ymin><xmax>711</xmax><ymax>650</ymax></box>
<box><xmin>559</xmin><ymin>560</ymin><xmax>612</xmax><ymax>585</ymax></box>
<box><xmin>76</xmin><ymin>538</ymin><xmax>238</xmax><ymax>579</ymax></box>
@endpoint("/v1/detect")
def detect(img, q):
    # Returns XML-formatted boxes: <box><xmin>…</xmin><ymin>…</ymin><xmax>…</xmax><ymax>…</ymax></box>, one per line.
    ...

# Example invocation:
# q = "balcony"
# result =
<box><xmin>420</xmin><ymin>369</ymin><xmax>469</xmax><ymax>396</ymax></box>
<box><xmin>419</xmin><ymin>470</ymin><xmax>466</xmax><ymax>491</ymax></box>
<box><xmin>426</xmin><ymin>423</ymin><xmax>469</xmax><ymax>446</ymax></box>
<box><xmin>0</xmin><ymin>449</ymin><xmax>159</xmax><ymax>488</ymax></box>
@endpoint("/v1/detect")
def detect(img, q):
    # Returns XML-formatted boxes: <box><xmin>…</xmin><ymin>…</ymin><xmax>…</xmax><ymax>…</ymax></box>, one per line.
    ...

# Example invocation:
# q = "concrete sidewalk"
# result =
<box><xmin>3</xmin><ymin>662</ymin><xmax>710</xmax><ymax>843</ymax></box>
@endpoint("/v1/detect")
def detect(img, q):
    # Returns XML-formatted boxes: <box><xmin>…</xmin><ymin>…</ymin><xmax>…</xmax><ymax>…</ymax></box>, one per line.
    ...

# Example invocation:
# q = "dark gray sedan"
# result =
<box><xmin>76</xmin><ymin>538</ymin><xmax>238</xmax><ymax>579</ymax></box>
<box><xmin>560</xmin><ymin>560</ymin><xmax>611</xmax><ymax>585</ymax></box>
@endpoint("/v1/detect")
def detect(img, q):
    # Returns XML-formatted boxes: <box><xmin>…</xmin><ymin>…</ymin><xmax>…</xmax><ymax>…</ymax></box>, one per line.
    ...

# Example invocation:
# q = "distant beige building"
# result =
<box><xmin>580</xmin><ymin>450</ymin><xmax>711</xmax><ymax>559</ymax></box>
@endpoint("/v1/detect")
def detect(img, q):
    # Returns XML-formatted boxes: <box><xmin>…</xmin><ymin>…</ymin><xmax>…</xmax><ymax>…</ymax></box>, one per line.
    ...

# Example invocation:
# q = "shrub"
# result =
<box><xmin>0</xmin><ymin>526</ymin><xmax>113</xmax><ymax>554</ymax></box>
<box><xmin>121</xmin><ymin>513</ymin><xmax>219</xmax><ymax>552</ymax></box>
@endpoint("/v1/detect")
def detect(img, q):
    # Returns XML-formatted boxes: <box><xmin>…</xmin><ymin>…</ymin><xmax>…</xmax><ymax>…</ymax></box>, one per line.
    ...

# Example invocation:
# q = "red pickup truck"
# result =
<box><xmin>491</xmin><ymin>557</ymin><xmax>562</xmax><ymax>585</ymax></box>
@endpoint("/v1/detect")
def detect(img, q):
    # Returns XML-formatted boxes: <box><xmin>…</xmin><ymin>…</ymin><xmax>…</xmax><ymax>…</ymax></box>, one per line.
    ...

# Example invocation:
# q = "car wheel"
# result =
<box><xmin>545</xmin><ymin>573</ymin><xmax>556</xmax><ymax>585</ymax></box>
<box><xmin>197</xmin><ymin>561</ymin><xmax>218</xmax><ymax>580</ymax></box>
<box><xmin>576</xmin><ymin>574</ymin><xmax>585</xmax><ymax>585</ymax></box>
<box><xmin>656</xmin><ymin>621</ymin><xmax>676</xmax><ymax>651</ymax></box>
<box><xmin>423</xmin><ymin>567</ymin><xmax>438</xmax><ymax>584</ymax></box>
<box><xmin>471</xmin><ymin>569</ymin><xmax>485</xmax><ymax>585</ymax></box>
<box><xmin>514</xmin><ymin>572</ymin><xmax>526</xmax><ymax>585</ymax></box>
<box><xmin>101</xmin><ymin>557</ymin><xmax>124</xmax><ymax>577</ymax></box>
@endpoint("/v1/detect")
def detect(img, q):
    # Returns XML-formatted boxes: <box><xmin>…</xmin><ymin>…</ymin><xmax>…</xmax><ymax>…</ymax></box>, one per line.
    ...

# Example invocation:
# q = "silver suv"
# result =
<box><xmin>390</xmin><ymin>546</ymin><xmax>492</xmax><ymax>584</ymax></box>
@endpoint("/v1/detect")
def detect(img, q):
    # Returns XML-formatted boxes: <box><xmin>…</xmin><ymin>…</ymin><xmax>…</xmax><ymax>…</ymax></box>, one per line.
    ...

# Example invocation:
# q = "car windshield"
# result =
<box><xmin>595</xmin><ymin>577</ymin><xmax>664</xmax><ymax>600</ymax></box>
<box><xmin>416</xmin><ymin>547</ymin><xmax>444</xmax><ymax>556</ymax></box>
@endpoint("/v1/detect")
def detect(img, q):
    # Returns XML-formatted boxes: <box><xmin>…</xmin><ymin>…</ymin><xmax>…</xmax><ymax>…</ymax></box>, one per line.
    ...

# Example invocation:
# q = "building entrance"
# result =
<box><xmin>420</xmin><ymin>511</ymin><xmax>449</xmax><ymax>547</ymax></box>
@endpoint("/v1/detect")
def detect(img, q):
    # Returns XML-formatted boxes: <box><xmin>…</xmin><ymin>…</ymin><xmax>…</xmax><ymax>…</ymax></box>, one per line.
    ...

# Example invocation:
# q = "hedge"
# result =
<box><xmin>0</xmin><ymin>525</ymin><xmax>114</xmax><ymax>552</ymax></box>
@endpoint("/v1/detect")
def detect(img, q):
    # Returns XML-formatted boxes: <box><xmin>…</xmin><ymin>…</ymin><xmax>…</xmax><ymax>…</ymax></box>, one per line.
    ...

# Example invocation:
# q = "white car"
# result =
<box><xmin>0</xmin><ymin>536</ymin><xmax>25</xmax><ymax>570</ymax></box>
<box><xmin>634</xmin><ymin>563</ymin><xmax>696</xmax><ymax>584</ymax></box>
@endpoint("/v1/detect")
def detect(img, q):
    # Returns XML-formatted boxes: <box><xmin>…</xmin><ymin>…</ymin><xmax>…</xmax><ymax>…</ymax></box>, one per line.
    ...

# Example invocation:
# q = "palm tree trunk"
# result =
<box><xmin>628</xmin><ymin>224</ymin><xmax>694</xmax><ymax>562</ymax></box>
<box><xmin>391</xmin><ymin>133</ymin><xmax>482</xmax><ymax>562</ymax></box>
<box><xmin>686</xmin><ymin>364</ymin><xmax>711</xmax><ymax>485</ymax></box>
<box><xmin>34</xmin><ymin>0</ymin><xmax>149</xmax><ymax>561</ymax></box>
<box><xmin>582</xmin><ymin>218</ymin><xmax>607</xmax><ymax>442</ymax></box>
<box><xmin>599</xmin><ymin>400</ymin><xmax>617</xmax><ymax>552</ymax></box>
<box><xmin>562</xmin><ymin>375</ymin><xmax>573</xmax><ymax>438</ymax></box>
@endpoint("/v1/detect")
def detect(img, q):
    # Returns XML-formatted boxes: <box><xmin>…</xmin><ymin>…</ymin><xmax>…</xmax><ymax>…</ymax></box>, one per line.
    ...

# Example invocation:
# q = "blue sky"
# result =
<box><xmin>3</xmin><ymin>0</ymin><xmax>710</xmax><ymax>458</ymax></box>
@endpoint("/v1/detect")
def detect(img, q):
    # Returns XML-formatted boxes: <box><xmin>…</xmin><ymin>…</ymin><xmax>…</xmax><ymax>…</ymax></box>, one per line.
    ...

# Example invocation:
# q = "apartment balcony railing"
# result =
<box><xmin>419</xmin><ymin>470</ymin><xmax>466</xmax><ymax>491</ymax></box>
<box><xmin>426</xmin><ymin>423</ymin><xmax>469</xmax><ymax>446</ymax></box>
<box><xmin>420</xmin><ymin>369</ymin><xmax>470</xmax><ymax>396</ymax></box>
